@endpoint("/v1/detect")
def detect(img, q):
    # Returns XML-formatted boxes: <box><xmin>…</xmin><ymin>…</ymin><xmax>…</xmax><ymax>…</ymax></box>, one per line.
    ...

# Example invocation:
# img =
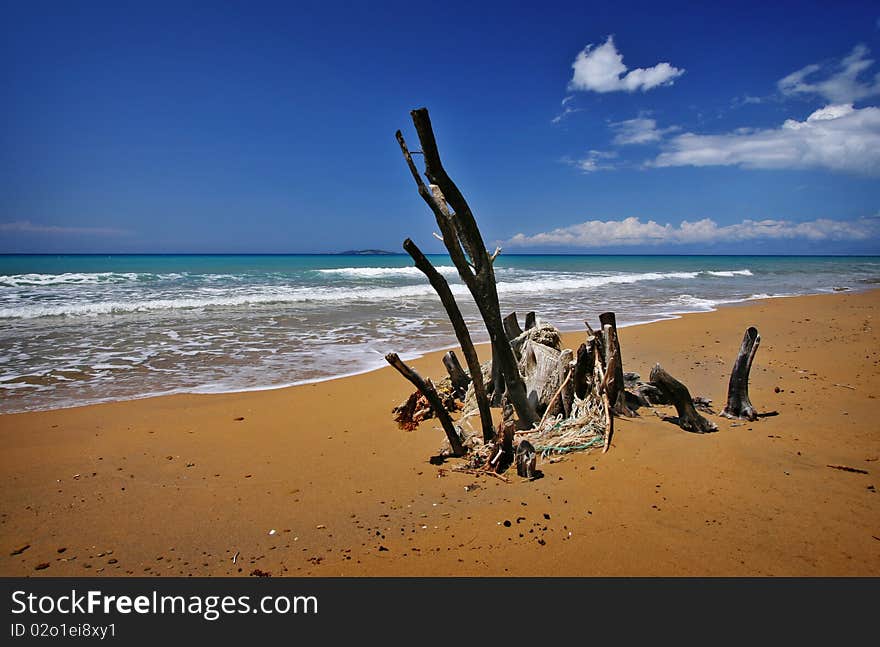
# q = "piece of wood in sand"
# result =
<box><xmin>490</xmin><ymin>398</ymin><xmax>516</xmax><ymax>472</ymax></box>
<box><xmin>827</xmin><ymin>464</ymin><xmax>869</xmax><ymax>474</ymax></box>
<box><xmin>524</xmin><ymin>311</ymin><xmax>537</xmax><ymax>330</ymax></box>
<box><xmin>649</xmin><ymin>363</ymin><xmax>718</xmax><ymax>433</ymax></box>
<box><xmin>572</xmin><ymin>340</ymin><xmax>594</xmax><ymax>400</ymax></box>
<box><xmin>516</xmin><ymin>439</ymin><xmax>537</xmax><ymax>478</ymax></box>
<box><xmin>384</xmin><ymin>353</ymin><xmax>466</xmax><ymax>456</ymax></box>
<box><xmin>599</xmin><ymin>312</ymin><xmax>634</xmax><ymax>416</ymax></box>
<box><xmin>442</xmin><ymin>350</ymin><xmax>471</xmax><ymax>395</ymax></box>
<box><xmin>722</xmin><ymin>326</ymin><xmax>760</xmax><ymax>421</ymax></box>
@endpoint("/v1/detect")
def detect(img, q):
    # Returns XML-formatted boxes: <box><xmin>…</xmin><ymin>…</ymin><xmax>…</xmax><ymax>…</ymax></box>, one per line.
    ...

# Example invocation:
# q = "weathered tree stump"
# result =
<box><xmin>442</xmin><ymin>350</ymin><xmax>471</xmax><ymax>396</ymax></box>
<box><xmin>721</xmin><ymin>327</ymin><xmax>760</xmax><ymax>421</ymax></box>
<box><xmin>649</xmin><ymin>363</ymin><xmax>718</xmax><ymax>433</ymax></box>
<box><xmin>385</xmin><ymin>353</ymin><xmax>466</xmax><ymax>455</ymax></box>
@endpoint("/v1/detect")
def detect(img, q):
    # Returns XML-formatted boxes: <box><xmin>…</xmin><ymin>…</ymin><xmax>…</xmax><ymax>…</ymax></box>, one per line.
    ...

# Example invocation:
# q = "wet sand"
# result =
<box><xmin>1</xmin><ymin>290</ymin><xmax>878</xmax><ymax>576</ymax></box>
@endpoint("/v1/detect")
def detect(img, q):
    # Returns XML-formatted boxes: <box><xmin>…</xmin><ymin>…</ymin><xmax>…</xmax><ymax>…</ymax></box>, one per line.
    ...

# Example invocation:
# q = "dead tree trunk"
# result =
<box><xmin>442</xmin><ymin>350</ymin><xmax>470</xmax><ymax>395</ymax></box>
<box><xmin>397</xmin><ymin>108</ymin><xmax>538</xmax><ymax>427</ymax></box>
<box><xmin>599</xmin><ymin>312</ymin><xmax>633</xmax><ymax>416</ymax></box>
<box><xmin>402</xmin><ymin>237</ymin><xmax>494</xmax><ymax>442</ymax></box>
<box><xmin>721</xmin><ymin>327</ymin><xmax>760</xmax><ymax>421</ymax></box>
<box><xmin>649</xmin><ymin>363</ymin><xmax>718</xmax><ymax>434</ymax></box>
<box><xmin>503</xmin><ymin>312</ymin><xmax>523</xmax><ymax>340</ymax></box>
<box><xmin>385</xmin><ymin>353</ymin><xmax>466</xmax><ymax>456</ymax></box>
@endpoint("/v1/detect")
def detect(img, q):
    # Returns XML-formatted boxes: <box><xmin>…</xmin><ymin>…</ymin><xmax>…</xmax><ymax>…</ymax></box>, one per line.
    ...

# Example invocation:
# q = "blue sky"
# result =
<box><xmin>1</xmin><ymin>0</ymin><xmax>879</xmax><ymax>254</ymax></box>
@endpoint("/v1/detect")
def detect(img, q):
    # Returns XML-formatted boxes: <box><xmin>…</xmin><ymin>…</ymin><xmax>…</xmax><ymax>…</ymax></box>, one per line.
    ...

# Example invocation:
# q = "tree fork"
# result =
<box><xmin>399</xmin><ymin>108</ymin><xmax>538</xmax><ymax>427</ymax></box>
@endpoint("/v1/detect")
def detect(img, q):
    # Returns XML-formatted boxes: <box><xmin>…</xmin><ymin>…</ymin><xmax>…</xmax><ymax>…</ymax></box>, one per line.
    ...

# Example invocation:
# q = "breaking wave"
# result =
<box><xmin>0</xmin><ymin>270</ymin><xmax>709</xmax><ymax>319</ymax></box>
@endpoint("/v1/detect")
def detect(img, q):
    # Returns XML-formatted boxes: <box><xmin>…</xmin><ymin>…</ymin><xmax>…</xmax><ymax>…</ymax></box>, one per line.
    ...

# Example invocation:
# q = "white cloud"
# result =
<box><xmin>0</xmin><ymin>220</ymin><xmax>131</xmax><ymax>236</ymax></box>
<box><xmin>652</xmin><ymin>103</ymin><xmax>880</xmax><ymax>175</ymax></box>
<box><xmin>568</xmin><ymin>36</ymin><xmax>684</xmax><ymax>93</ymax></box>
<box><xmin>778</xmin><ymin>44</ymin><xmax>880</xmax><ymax>103</ymax></box>
<box><xmin>563</xmin><ymin>150</ymin><xmax>617</xmax><ymax>173</ymax></box>
<box><xmin>730</xmin><ymin>94</ymin><xmax>767</xmax><ymax>109</ymax></box>
<box><xmin>611</xmin><ymin>116</ymin><xmax>679</xmax><ymax>145</ymax></box>
<box><xmin>551</xmin><ymin>105</ymin><xmax>582</xmax><ymax>124</ymax></box>
<box><xmin>507</xmin><ymin>216</ymin><xmax>879</xmax><ymax>248</ymax></box>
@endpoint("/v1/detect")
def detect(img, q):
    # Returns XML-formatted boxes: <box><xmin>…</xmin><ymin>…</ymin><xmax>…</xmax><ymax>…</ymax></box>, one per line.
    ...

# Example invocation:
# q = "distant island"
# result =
<box><xmin>338</xmin><ymin>249</ymin><xmax>396</xmax><ymax>255</ymax></box>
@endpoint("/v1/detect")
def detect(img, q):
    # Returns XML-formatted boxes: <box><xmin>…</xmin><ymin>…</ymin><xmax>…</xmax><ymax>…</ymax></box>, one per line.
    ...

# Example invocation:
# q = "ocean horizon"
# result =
<box><xmin>2</xmin><ymin>253</ymin><xmax>878</xmax><ymax>414</ymax></box>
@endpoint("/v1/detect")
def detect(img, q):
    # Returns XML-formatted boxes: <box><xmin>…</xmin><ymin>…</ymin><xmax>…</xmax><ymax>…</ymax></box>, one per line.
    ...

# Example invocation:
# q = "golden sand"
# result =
<box><xmin>2</xmin><ymin>290</ymin><xmax>878</xmax><ymax>576</ymax></box>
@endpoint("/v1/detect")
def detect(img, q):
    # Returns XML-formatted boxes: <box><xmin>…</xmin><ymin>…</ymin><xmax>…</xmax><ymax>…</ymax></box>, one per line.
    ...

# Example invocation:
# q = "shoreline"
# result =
<box><xmin>1</xmin><ymin>286</ymin><xmax>868</xmax><ymax>417</ymax></box>
<box><xmin>1</xmin><ymin>289</ymin><xmax>878</xmax><ymax>577</ymax></box>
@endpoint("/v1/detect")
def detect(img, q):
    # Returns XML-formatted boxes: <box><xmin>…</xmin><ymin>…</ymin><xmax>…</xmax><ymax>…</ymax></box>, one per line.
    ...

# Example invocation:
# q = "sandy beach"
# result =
<box><xmin>1</xmin><ymin>289</ymin><xmax>878</xmax><ymax>577</ymax></box>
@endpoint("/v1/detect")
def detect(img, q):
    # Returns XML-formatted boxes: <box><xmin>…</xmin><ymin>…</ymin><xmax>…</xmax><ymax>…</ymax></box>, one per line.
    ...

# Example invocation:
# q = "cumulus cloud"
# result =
<box><xmin>507</xmin><ymin>216</ymin><xmax>879</xmax><ymax>248</ymax></box>
<box><xmin>0</xmin><ymin>220</ymin><xmax>131</xmax><ymax>236</ymax></box>
<box><xmin>778</xmin><ymin>44</ymin><xmax>880</xmax><ymax>103</ymax></box>
<box><xmin>652</xmin><ymin>103</ymin><xmax>880</xmax><ymax>175</ymax></box>
<box><xmin>568</xmin><ymin>36</ymin><xmax>684</xmax><ymax>93</ymax></box>
<box><xmin>611</xmin><ymin>116</ymin><xmax>679</xmax><ymax>145</ymax></box>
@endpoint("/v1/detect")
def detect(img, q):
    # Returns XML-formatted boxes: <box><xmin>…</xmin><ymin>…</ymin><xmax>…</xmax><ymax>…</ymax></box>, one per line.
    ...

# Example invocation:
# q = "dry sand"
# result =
<box><xmin>1</xmin><ymin>290</ymin><xmax>878</xmax><ymax>577</ymax></box>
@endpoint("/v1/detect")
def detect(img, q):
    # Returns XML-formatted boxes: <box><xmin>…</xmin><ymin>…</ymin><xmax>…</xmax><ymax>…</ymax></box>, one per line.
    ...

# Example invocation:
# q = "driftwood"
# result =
<box><xmin>516</xmin><ymin>440</ymin><xmax>538</xmax><ymax>478</ymax></box>
<box><xmin>490</xmin><ymin>399</ymin><xmax>516</xmax><ymax>473</ymax></box>
<box><xmin>519</xmin><ymin>337</ymin><xmax>562</xmax><ymax>415</ymax></box>
<box><xmin>385</xmin><ymin>353</ymin><xmax>466</xmax><ymax>455</ymax></box>
<box><xmin>595</xmin><ymin>346</ymin><xmax>614</xmax><ymax>453</ymax></box>
<box><xmin>560</xmin><ymin>350</ymin><xmax>576</xmax><ymax>418</ymax></box>
<box><xmin>827</xmin><ymin>464</ymin><xmax>869</xmax><ymax>475</ymax></box>
<box><xmin>442</xmin><ymin>350</ymin><xmax>471</xmax><ymax>397</ymax></box>
<box><xmin>572</xmin><ymin>341</ymin><xmax>594</xmax><ymax>399</ymax></box>
<box><xmin>721</xmin><ymin>326</ymin><xmax>760</xmax><ymax>421</ymax></box>
<box><xmin>402</xmin><ymin>239</ymin><xmax>494</xmax><ymax>443</ymax></box>
<box><xmin>503</xmin><ymin>312</ymin><xmax>523</xmax><ymax>340</ymax></box>
<box><xmin>489</xmin><ymin>344</ymin><xmax>505</xmax><ymax>405</ymax></box>
<box><xmin>599</xmin><ymin>312</ymin><xmax>634</xmax><ymax>416</ymax></box>
<box><xmin>649</xmin><ymin>363</ymin><xmax>718</xmax><ymax>434</ymax></box>
<box><xmin>397</xmin><ymin>109</ymin><xmax>539</xmax><ymax>427</ymax></box>
<box><xmin>544</xmin><ymin>348</ymin><xmax>573</xmax><ymax>420</ymax></box>
<box><xmin>629</xmin><ymin>382</ymin><xmax>666</xmax><ymax>407</ymax></box>
<box><xmin>385</xmin><ymin>107</ymin><xmax>770</xmax><ymax>469</ymax></box>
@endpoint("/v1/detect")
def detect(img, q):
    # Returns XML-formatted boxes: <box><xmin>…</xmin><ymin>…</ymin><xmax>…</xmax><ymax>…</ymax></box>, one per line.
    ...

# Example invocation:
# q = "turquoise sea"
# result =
<box><xmin>1</xmin><ymin>254</ymin><xmax>878</xmax><ymax>413</ymax></box>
